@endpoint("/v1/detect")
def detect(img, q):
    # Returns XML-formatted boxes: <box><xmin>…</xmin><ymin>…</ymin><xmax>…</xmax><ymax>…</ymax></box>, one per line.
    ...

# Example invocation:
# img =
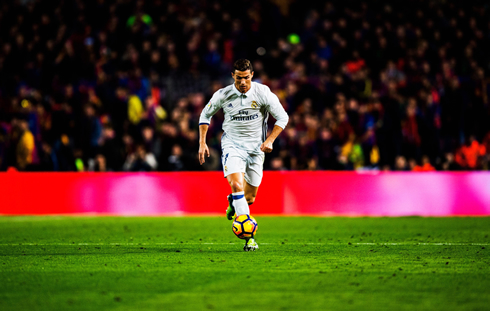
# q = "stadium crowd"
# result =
<box><xmin>1</xmin><ymin>0</ymin><xmax>490</xmax><ymax>172</ymax></box>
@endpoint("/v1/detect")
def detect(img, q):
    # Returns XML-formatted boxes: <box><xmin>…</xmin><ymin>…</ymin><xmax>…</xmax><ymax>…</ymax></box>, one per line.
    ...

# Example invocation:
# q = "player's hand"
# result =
<box><xmin>198</xmin><ymin>143</ymin><xmax>210</xmax><ymax>165</ymax></box>
<box><xmin>260</xmin><ymin>140</ymin><xmax>273</xmax><ymax>153</ymax></box>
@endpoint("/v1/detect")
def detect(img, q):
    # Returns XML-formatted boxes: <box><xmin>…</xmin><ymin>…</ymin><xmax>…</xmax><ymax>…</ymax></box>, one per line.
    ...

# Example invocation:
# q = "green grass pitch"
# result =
<box><xmin>0</xmin><ymin>216</ymin><xmax>489</xmax><ymax>311</ymax></box>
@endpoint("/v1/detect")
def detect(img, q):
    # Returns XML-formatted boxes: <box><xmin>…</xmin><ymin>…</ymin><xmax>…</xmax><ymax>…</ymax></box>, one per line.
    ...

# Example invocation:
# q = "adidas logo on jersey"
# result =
<box><xmin>228</xmin><ymin>104</ymin><xmax>233</xmax><ymax>108</ymax></box>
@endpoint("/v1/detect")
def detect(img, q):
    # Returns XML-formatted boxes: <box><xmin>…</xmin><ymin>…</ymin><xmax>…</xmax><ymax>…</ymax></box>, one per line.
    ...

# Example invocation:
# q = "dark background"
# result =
<box><xmin>1</xmin><ymin>0</ymin><xmax>489</xmax><ymax>172</ymax></box>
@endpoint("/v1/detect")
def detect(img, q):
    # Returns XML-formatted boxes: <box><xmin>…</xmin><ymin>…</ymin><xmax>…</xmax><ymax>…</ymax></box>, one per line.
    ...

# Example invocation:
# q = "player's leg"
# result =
<box><xmin>221</xmin><ymin>146</ymin><xmax>246</xmax><ymax>220</ymax></box>
<box><xmin>226</xmin><ymin>172</ymin><xmax>250</xmax><ymax>217</ymax></box>
<box><xmin>222</xmin><ymin>147</ymin><xmax>249</xmax><ymax>219</ymax></box>
<box><xmin>227</xmin><ymin>170</ymin><xmax>258</xmax><ymax>251</ymax></box>
<box><xmin>244</xmin><ymin>182</ymin><xmax>258</xmax><ymax>206</ymax></box>
<box><xmin>243</xmin><ymin>152</ymin><xmax>264</xmax><ymax>206</ymax></box>
<box><xmin>242</xmin><ymin>153</ymin><xmax>264</xmax><ymax>251</ymax></box>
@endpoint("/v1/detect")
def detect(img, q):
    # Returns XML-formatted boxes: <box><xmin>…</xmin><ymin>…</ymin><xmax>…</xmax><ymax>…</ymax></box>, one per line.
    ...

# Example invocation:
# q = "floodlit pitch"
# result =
<box><xmin>0</xmin><ymin>216</ymin><xmax>489</xmax><ymax>310</ymax></box>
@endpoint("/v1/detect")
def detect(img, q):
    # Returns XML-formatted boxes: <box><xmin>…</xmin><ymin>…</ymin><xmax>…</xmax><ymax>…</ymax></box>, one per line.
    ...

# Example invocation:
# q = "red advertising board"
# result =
<box><xmin>0</xmin><ymin>171</ymin><xmax>489</xmax><ymax>216</ymax></box>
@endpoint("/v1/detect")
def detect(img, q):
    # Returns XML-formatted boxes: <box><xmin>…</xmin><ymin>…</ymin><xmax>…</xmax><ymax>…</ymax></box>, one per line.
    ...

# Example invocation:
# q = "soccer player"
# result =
<box><xmin>198</xmin><ymin>59</ymin><xmax>289</xmax><ymax>251</ymax></box>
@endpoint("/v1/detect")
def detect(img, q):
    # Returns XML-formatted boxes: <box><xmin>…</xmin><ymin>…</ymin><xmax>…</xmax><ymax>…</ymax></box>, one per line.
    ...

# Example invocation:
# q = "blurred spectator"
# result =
<box><xmin>315</xmin><ymin>127</ymin><xmax>338</xmax><ymax>170</ymax></box>
<box><xmin>270</xmin><ymin>157</ymin><xmax>288</xmax><ymax>171</ymax></box>
<box><xmin>442</xmin><ymin>153</ymin><xmax>461</xmax><ymax>171</ymax></box>
<box><xmin>412</xmin><ymin>155</ymin><xmax>436</xmax><ymax>172</ymax></box>
<box><xmin>37</xmin><ymin>141</ymin><xmax>58</xmax><ymax>171</ymax></box>
<box><xmin>88</xmin><ymin>154</ymin><xmax>109</xmax><ymax>172</ymax></box>
<box><xmin>401</xmin><ymin>98</ymin><xmax>421</xmax><ymax>160</ymax></box>
<box><xmin>394</xmin><ymin>156</ymin><xmax>408</xmax><ymax>171</ymax></box>
<box><xmin>76</xmin><ymin>104</ymin><xmax>102</xmax><ymax>159</ymax></box>
<box><xmin>15</xmin><ymin>118</ymin><xmax>36</xmax><ymax>170</ymax></box>
<box><xmin>53</xmin><ymin>134</ymin><xmax>76</xmax><ymax>171</ymax></box>
<box><xmin>123</xmin><ymin>144</ymin><xmax>157</xmax><ymax>172</ymax></box>
<box><xmin>455</xmin><ymin>136</ymin><xmax>486</xmax><ymax>170</ymax></box>
<box><xmin>167</xmin><ymin>144</ymin><xmax>184</xmax><ymax>171</ymax></box>
<box><xmin>98</xmin><ymin>124</ymin><xmax>126</xmax><ymax>171</ymax></box>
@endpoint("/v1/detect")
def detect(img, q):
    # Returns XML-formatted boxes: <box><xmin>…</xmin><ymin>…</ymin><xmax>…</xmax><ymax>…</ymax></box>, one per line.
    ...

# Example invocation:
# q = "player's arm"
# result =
<box><xmin>198</xmin><ymin>92</ymin><xmax>222</xmax><ymax>164</ymax></box>
<box><xmin>260</xmin><ymin>88</ymin><xmax>289</xmax><ymax>153</ymax></box>
<box><xmin>199</xmin><ymin>124</ymin><xmax>210</xmax><ymax>165</ymax></box>
<box><xmin>260</xmin><ymin>125</ymin><xmax>284</xmax><ymax>153</ymax></box>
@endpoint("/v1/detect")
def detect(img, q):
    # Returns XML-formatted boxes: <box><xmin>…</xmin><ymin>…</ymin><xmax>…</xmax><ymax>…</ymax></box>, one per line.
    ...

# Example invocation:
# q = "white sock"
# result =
<box><xmin>232</xmin><ymin>191</ymin><xmax>249</xmax><ymax>216</ymax></box>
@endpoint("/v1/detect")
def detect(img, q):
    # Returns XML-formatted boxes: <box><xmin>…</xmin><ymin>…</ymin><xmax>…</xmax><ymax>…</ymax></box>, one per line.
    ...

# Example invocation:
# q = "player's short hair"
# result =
<box><xmin>233</xmin><ymin>59</ymin><xmax>253</xmax><ymax>72</ymax></box>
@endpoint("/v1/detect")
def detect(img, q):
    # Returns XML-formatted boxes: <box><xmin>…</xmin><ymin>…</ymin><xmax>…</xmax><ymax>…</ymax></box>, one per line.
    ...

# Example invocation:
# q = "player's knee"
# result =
<box><xmin>229</xmin><ymin>180</ymin><xmax>244</xmax><ymax>192</ymax></box>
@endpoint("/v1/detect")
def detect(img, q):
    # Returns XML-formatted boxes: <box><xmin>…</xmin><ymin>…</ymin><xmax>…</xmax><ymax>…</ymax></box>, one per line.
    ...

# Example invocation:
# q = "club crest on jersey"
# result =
<box><xmin>251</xmin><ymin>101</ymin><xmax>258</xmax><ymax>108</ymax></box>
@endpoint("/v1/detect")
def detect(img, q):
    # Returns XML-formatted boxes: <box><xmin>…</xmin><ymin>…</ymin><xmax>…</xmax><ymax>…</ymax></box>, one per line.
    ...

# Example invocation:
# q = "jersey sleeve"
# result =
<box><xmin>263</xmin><ymin>87</ymin><xmax>289</xmax><ymax>129</ymax></box>
<box><xmin>199</xmin><ymin>91</ymin><xmax>222</xmax><ymax>125</ymax></box>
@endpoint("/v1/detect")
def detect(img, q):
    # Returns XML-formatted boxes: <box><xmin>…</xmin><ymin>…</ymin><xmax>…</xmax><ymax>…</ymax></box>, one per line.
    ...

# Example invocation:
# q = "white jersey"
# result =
<box><xmin>199</xmin><ymin>81</ymin><xmax>289</xmax><ymax>153</ymax></box>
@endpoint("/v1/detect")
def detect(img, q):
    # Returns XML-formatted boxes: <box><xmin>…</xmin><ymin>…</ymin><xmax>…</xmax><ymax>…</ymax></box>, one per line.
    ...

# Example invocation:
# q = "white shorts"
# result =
<box><xmin>221</xmin><ymin>137</ymin><xmax>265</xmax><ymax>187</ymax></box>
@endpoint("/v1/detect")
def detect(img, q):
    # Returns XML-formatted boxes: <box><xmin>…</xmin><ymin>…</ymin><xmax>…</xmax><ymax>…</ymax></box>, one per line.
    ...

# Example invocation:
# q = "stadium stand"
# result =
<box><xmin>0</xmin><ymin>0</ymin><xmax>489</xmax><ymax>171</ymax></box>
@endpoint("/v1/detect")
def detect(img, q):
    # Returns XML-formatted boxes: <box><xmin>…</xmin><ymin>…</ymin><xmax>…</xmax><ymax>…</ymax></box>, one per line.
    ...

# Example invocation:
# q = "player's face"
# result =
<box><xmin>232</xmin><ymin>69</ymin><xmax>254</xmax><ymax>93</ymax></box>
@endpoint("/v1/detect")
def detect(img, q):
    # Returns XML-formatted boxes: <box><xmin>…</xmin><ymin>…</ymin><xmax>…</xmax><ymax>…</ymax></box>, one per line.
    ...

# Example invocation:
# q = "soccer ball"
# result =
<box><xmin>232</xmin><ymin>215</ymin><xmax>258</xmax><ymax>239</ymax></box>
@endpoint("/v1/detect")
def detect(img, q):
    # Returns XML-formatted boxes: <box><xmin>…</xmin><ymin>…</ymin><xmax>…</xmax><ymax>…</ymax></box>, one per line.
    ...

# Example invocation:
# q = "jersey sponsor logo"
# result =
<box><xmin>251</xmin><ymin>101</ymin><xmax>258</xmax><ymax>108</ymax></box>
<box><xmin>230</xmin><ymin>113</ymin><xmax>259</xmax><ymax>121</ymax></box>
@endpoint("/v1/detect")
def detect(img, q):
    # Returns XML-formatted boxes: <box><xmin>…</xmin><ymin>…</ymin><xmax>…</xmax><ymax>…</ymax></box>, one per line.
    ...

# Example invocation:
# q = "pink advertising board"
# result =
<box><xmin>0</xmin><ymin>171</ymin><xmax>489</xmax><ymax>216</ymax></box>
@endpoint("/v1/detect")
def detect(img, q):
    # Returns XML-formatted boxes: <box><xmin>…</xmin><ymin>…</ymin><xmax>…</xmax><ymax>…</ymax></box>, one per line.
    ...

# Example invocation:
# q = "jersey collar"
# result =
<box><xmin>232</xmin><ymin>82</ymin><xmax>254</xmax><ymax>97</ymax></box>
